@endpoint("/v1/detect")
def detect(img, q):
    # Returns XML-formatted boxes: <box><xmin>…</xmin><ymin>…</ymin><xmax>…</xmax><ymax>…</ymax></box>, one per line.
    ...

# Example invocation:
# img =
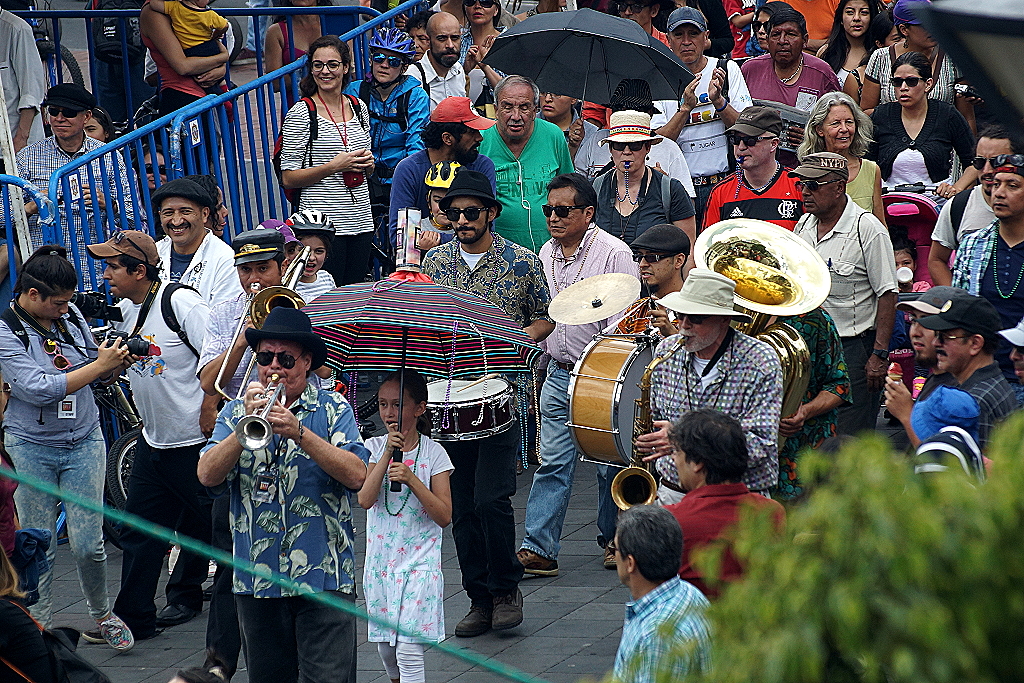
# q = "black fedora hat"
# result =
<box><xmin>245</xmin><ymin>307</ymin><xmax>328</xmax><ymax>371</ymax></box>
<box><xmin>438</xmin><ymin>169</ymin><xmax>502</xmax><ymax>216</ymax></box>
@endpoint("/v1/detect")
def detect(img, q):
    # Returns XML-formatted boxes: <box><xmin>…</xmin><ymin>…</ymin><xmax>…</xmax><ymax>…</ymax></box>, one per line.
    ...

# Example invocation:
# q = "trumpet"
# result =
<box><xmin>234</xmin><ymin>374</ymin><xmax>286</xmax><ymax>451</ymax></box>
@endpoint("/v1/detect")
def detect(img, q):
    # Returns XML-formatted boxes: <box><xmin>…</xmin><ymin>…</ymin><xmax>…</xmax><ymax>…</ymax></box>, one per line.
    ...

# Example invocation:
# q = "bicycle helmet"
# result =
<box><xmin>286</xmin><ymin>209</ymin><xmax>334</xmax><ymax>232</ymax></box>
<box><xmin>424</xmin><ymin>161</ymin><xmax>462</xmax><ymax>190</ymax></box>
<box><xmin>368</xmin><ymin>28</ymin><xmax>417</xmax><ymax>63</ymax></box>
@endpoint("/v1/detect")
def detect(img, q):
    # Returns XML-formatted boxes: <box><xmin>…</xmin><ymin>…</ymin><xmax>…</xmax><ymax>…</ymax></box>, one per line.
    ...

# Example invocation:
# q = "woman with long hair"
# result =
<box><xmin>0</xmin><ymin>246</ymin><xmax>133</xmax><ymax>649</ymax></box>
<box><xmin>0</xmin><ymin>549</ymin><xmax>55</xmax><ymax>683</ymax></box>
<box><xmin>799</xmin><ymin>91</ymin><xmax>886</xmax><ymax>224</ymax></box>
<box><xmin>279</xmin><ymin>36</ymin><xmax>376</xmax><ymax>285</ymax></box>
<box><xmin>460</xmin><ymin>0</ymin><xmax>505</xmax><ymax>112</ymax></box>
<box><xmin>264</xmin><ymin>0</ymin><xmax>330</xmax><ymax>87</ymax></box>
<box><xmin>816</xmin><ymin>0</ymin><xmax>879</xmax><ymax>101</ymax></box>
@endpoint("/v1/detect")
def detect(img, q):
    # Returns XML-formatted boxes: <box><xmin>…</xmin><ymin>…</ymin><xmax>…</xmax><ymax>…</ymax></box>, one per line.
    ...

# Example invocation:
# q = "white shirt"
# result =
<box><xmin>295</xmin><ymin>270</ymin><xmax>336</xmax><ymax>303</ymax></box>
<box><xmin>931</xmin><ymin>184</ymin><xmax>994</xmax><ymax>250</ymax></box>
<box><xmin>574</xmin><ymin>129</ymin><xmax>696</xmax><ymax>198</ymax></box>
<box><xmin>0</xmin><ymin>9</ymin><xmax>45</xmax><ymax>158</ymax></box>
<box><xmin>651</xmin><ymin>59</ymin><xmax>753</xmax><ymax>178</ymax></box>
<box><xmin>417</xmin><ymin>53</ymin><xmax>467</xmax><ymax>111</ymax></box>
<box><xmin>116</xmin><ymin>282</ymin><xmax>211</xmax><ymax>448</ymax></box>
<box><xmin>460</xmin><ymin>249</ymin><xmax>485</xmax><ymax>270</ymax></box>
<box><xmin>157</xmin><ymin>231</ymin><xmax>241</xmax><ymax>307</ymax></box>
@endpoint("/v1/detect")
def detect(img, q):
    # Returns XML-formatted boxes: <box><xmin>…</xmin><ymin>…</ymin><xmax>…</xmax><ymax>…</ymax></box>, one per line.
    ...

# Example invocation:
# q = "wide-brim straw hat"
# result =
<box><xmin>600</xmin><ymin>110</ymin><xmax>662</xmax><ymax>146</ymax></box>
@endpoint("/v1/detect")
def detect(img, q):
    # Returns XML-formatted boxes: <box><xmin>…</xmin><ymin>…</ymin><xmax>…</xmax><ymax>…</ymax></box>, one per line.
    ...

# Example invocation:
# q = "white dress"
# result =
<box><xmin>363</xmin><ymin>434</ymin><xmax>453</xmax><ymax>644</ymax></box>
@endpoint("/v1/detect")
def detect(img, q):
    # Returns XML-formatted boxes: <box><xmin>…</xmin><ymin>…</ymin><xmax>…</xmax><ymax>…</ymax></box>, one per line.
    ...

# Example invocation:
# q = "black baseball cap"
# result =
<box><xmin>918</xmin><ymin>295</ymin><xmax>1003</xmax><ymax>341</ymax></box>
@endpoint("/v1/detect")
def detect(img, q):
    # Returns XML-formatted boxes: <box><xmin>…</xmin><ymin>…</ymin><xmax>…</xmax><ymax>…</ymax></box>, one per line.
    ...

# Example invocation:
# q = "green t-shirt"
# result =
<box><xmin>479</xmin><ymin>118</ymin><xmax>575</xmax><ymax>253</ymax></box>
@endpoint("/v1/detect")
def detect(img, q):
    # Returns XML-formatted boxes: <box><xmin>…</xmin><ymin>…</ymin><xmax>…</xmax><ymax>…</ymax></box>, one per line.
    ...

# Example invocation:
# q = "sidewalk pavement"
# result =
<box><xmin>53</xmin><ymin>458</ymin><xmax>624</xmax><ymax>683</ymax></box>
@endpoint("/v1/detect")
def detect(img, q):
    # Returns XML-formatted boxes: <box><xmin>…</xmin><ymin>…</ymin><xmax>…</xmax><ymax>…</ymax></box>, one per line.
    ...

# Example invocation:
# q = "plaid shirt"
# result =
<box><xmin>651</xmin><ymin>331</ymin><xmax>783</xmax><ymax>491</ymax></box>
<box><xmin>422</xmin><ymin>232</ymin><xmax>553</xmax><ymax>329</ymax></box>
<box><xmin>16</xmin><ymin>135</ymin><xmax>142</xmax><ymax>276</ymax></box>
<box><xmin>958</xmin><ymin>362</ymin><xmax>1017</xmax><ymax>447</ymax></box>
<box><xmin>952</xmin><ymin>219</ymin><xmax>1000</xmax><ymax>295</ymax></box>
<box><xmin>613</xmin><ymin>576</ymin><xmax>711</xmax><ymax>682</ymax></box>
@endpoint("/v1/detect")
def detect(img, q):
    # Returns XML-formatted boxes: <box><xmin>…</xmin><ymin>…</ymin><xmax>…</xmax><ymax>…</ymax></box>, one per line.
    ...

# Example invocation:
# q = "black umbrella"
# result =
<box><xmin>482</xmin><ymin>8</ymin><xmax>694</xmax><ymax>104</ymax></box>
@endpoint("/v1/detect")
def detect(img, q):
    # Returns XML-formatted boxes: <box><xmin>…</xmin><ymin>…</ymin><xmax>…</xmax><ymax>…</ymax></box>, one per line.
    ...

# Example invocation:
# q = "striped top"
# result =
<box><xmin>278</xmin><ymin>97</ymin><xmax>375</xmax><ymax>236</ymax></box>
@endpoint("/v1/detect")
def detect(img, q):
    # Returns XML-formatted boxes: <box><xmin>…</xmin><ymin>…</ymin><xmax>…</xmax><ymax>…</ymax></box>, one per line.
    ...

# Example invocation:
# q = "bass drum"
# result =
<box><xmin>567</xmin><ymin>335</ymin><xmax>654</xmax><ymax>467</ymax></box>
<box><xmin>427</xmin><ymin>378</ymin><xmax>515</xmax><ymax>441</ymax></box>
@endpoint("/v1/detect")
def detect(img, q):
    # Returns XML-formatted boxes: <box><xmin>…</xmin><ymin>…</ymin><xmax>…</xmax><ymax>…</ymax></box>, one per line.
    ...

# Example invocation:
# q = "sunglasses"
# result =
<box><xmin>255</xmin><ymin>350</ymin><xmax>297</xmax><ymax>369</ymax></box>
<box><xmin>443</xmin><ymin>206</ymin><xmax>487</xmax><ymax>221</ymax></box>
<box><xmin>751</xmin><ymin>20</ymin><xmax>766</xmax><ymax>32</ymax></box>
<box><xmin>609</xmin><ymin>141</ymin><xmax>649</xmax><ymax>152</ymax></box>
<box><xmin>795</xmin><ymin>178</ymin><xmax>842</xmax><ymax>191</ymax></box>
<box><xmin>615</xmin><ymin>1</ymin><xmax>652</xmax><ymax>13</ymax></box>
<box><xmin>370</xmin><ymin>53</ymin><xmax>405</xmax><ymax>68</ymax></box>
<box><xmin>993</xmin><ymin>153</ymin><xmax>1024</xmax><ymax>172</ymax></box>
<box><xmin>463</xmin><ymin>0</ymin><xmax>497</xmax><ymax>7</ymax></box>
<box><xmin>631</xmin><ymin>252</ymin><xmax>676</xmax><ymax>263</ymax></box>
<box><xmin>111</xmin><ymin>231</ymin><xmax>153</xmax><ymax>265</ymax></box>
<box><xmin>972</xmin><ymin>156</ymin><xmax>1003</xmax><ymax>171</ymax></box>
<box><xmin>541</xmin><ymin>204</ymin><xmax>587</xmax><ymax>218</ymax></box>
<box><xmin>936</xmin><ymin>332</ymin><xmax>973</xmax><ymax>344</ymax></box>
<box><xmin>726</xmin><ymin>133</ymin><xmax>776</xmax><ymax>147</ymax></box>
<box><xmin>43</xmin><ymin>339</ymin><xmax>71</xmax><ymax>371</ymax></box>
<box><xmin>144</xmin><ymin>163</ymin><xmax>166</xmax><ymax>177</ymax></box>
<box><xmin>891</xmin><ymin>76</ymin><xmax>923</xmax><ymax>88</ymax></box>
<box><xmin>681</xmin><ymin>313</ymin><xmax>707</xmax><ymax>324</ymax></box>
<box><xmin>310</xmin><ymin>60</ymin><xmax>343</xmax><ymax>71</ymax></box>
<box><xmin>47</xmin><ymin>106</ymin><xmax>83</xmax><ymax>119</ymax></box>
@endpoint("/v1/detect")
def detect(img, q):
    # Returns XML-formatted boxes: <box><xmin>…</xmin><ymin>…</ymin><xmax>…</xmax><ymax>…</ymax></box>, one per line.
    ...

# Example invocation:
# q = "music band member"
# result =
<box><xmin>197</xmin><ymin>307</ymin><xmax>369</xmax><ymax>683</ymax></box>
<box><xmin>85</xmin><ymin>231</ymin><xmax>212</xmax><ymax>639</ymax></box>
<box><xmin>518</xmin><ymin>173</ymin><xmax>638</xmax><ymax>577</ymax></box>
<box><xmin>610</xmin><ymin>224</ymin><xmax>691</xmax><ymax>338</ymax></box>
<box><xmin>422</xmin><ymin>169</ymin><xmax>553</xmax><ymax>637</ymax></box>
<box><xmin>636</xmin><ymin>269</ymin><xmax>783</xmax><ymax>503</ymax></box>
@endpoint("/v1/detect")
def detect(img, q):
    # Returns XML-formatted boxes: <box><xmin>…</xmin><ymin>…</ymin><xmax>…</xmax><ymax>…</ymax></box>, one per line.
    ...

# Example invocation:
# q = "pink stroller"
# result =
<box><xmin>883</xmin><ymin>185</ymin><xmax>942</xmax><ymax>286</ymax></box>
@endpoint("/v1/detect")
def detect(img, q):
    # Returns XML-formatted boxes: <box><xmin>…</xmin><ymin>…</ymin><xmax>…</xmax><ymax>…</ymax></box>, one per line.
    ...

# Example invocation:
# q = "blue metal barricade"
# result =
<box><xmin>0</xmin><ymin>175</ymin><xmax>53</xmax><ymax>298</ymax></box>
<box><xmin>167</xmin><ymin>0</ymin><xmax>428</xmax><ymax>236</ymax></box>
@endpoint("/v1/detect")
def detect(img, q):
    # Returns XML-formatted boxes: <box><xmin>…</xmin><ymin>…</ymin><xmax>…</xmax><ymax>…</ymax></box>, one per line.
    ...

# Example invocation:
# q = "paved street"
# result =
<box><xmin>50</xmin><ymin>458</ymin><xmax>623</xmax><ymax>683</ymax></box>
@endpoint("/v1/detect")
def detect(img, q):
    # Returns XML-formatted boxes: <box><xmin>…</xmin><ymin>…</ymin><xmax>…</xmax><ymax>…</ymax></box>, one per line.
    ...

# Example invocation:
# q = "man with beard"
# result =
<box><xmin>634</xmin><ymin>269</ymin><xmax>783</xmax><ymax>503</ymax></box>
<box><xmin>388</xmin><ymin>97</ymin><xmax>497</xmax><ymax>244</ymax></box>
<box><xmin>480</xmin><ymin>75</ymin><xmax>575</xmax><ymax>253</ymax></box>
<box><xmin>930</xmin><ymin>126</ymin><xmax>1021</xmax><ymax>286</ymax></box>
<box><xmin>609</xmin><ymin>224</ymin><xmax>689</xmax><ymax>337</ymax></box>
<box><xmin>885</xmin><ymin>286</ymin><xmax>970</xmax><ymax>445</ymax></box>
<box><xmin>422</xmin><ymin>170</ymin><xmax>552</xmax><ymax>637</ymax></box>
<box><xmin>418</xmin><ymin>12</ymin><xmax>466</xmax><ymax>111</ymax></box>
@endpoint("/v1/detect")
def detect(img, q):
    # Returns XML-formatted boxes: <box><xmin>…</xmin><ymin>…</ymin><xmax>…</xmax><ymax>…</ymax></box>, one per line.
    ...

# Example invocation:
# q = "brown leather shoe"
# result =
<box><xmin>603</xmin><ymin>546</ymin><xmax>617</xmax><ymax>569</ymax></box>
<box><xmin>491</xmin><ymin>588</ymin><xmax>523</xmax><ymax>631</ymax></box>
<box><xmin>455</xmin><ymin>604</ymin><xmax>492</xmax><ymax>637</ymax></box>
<box><xmin>517</xmin><ymin>548</ymin><xmax>559</xmax><ymax>576</ymax></box>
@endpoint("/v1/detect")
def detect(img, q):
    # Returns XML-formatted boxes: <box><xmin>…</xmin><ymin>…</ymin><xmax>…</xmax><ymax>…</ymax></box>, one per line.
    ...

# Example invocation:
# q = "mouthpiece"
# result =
<box><xmin>623</xmin><ymin>161</ymin><xmax>631</xmax><ymax>169</ymax></box>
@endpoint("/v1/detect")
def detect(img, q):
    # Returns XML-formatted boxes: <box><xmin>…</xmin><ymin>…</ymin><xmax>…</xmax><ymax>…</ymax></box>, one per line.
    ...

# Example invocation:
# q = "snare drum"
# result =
<box><xmin>567</xmin><ymin>335</ymin><xmax>655</xmax><ymax>467</ymax></box>
<box><xmin>427</xmin><ymin>379</ymin><xmax>515</xmax><ymax>441</ymax></box>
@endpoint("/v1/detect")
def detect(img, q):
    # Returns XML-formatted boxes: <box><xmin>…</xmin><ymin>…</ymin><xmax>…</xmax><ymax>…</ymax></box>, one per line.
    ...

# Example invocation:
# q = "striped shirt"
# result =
<box><xmin>278</xmin><ymin>98</ymin><xmax>374</xmax><ymax>236</ymax></box>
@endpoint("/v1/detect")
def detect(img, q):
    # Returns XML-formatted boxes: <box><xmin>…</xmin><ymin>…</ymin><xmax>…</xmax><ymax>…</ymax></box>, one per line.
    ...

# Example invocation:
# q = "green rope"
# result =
<box><xmin>1</xmin><ymin>465</ymin><xmax>548</xmax><ymax>683</ymax></box>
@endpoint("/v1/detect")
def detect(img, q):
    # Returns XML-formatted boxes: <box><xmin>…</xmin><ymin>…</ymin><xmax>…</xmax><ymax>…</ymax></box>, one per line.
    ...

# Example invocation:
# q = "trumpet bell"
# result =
<box><xmin>695</xmin><ymin>219</ymin><xmax>829</xmax><ymax>317</ymax></box>
<box><xmin>610</xmin><ymin>466</ymin><xmax>659</xmax><ymax>510</ymax></box>
<box><xmin>235</xmin><ymin>414</ymin><xmax>273</xmax><ymax>451</ymax></box>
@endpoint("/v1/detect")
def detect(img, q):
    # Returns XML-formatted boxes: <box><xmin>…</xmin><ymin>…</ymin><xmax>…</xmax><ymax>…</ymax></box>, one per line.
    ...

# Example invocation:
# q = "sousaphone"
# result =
<box><xmin>694</xmin><ymin>219</ymin><xmax>831</xmax><ymax>435</ymax></box>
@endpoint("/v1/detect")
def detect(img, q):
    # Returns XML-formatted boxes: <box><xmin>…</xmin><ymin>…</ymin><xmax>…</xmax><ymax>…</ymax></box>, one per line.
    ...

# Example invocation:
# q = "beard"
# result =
<box><xmin>435</xmin><ymin>49</ymin><xmax>459</xmax><ymax>68</ymax></box>
<box><xmin>681</xmin><ymin>329</ymin><xmax>720</xmax><ymax>354</ymax></box>
<box><xmin>454</xmin><ymin>144</ymin><xmax>480</xmax><ymax>165</ymax></box>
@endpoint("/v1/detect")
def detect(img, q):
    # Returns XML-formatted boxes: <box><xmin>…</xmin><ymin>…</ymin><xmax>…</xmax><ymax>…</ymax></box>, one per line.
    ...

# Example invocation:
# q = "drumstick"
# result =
<box><xmin>457</xmin><ymin>373</ymin><xmax>501</xmax><ymax>392</ymax></box>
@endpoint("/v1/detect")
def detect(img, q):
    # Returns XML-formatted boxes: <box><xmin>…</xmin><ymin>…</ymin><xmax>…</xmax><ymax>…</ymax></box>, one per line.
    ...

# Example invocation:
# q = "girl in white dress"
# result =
<box><xmin>358</xmin><ymin>370</ymin><xmax>453</xmax><ymax>683</ymax></box>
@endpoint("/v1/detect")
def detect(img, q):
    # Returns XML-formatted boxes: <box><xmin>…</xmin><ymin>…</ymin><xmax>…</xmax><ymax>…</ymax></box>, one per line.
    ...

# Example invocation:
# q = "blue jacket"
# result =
<box><xmin>12</xmin><ymin>528</ymin><xmax>51</xmax><ymax>606</ymax></box>
<box><xmin>344</xmin><ymin>74</ymin><xmax>430</xmax><ymax>183</ymax></box>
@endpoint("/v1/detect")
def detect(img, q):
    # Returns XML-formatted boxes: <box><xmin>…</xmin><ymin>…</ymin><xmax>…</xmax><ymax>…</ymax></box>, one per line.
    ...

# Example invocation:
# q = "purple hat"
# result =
<box><xmin>892</xmin><ymin>0</ymin><xmax>929</xmax><ymax>25</ymax></box>
<box><xmin>260</xmin><ymin>218</ymin><xmax>300</xmax><ymax>246</ymax></box>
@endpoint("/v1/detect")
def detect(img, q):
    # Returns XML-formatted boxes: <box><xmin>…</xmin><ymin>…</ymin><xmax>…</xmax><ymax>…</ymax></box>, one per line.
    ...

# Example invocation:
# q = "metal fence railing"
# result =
<box><xmin>0</xmin><ymin>175</ymin><xmax>51</xmax><ymax>296</ymax></box>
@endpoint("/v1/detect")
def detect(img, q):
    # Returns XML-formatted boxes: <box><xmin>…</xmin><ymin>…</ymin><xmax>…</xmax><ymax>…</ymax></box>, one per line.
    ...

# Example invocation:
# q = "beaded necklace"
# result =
<box><xmin>989</xmin><ymin>235</ymin><xmax>1024</xmax><ymax>299</ymax></box>
<box><xmin>615</xmin><ymin>164</ymin><xmax>641</xmax><ymax>206</ymax></box>
<box><xmin>383</xmin><ymin>435</ymin><xmax>422</xmax><ymax>516</ymax></box>
<box><xmin>734</xmin><ymin>162</ymin><xmax>781</xmax><ymax>200</ymax></box>
<box><xmin>548</xmin><ymin>228</ymin><xmax>598</xmax><ymax>294</ymax></box>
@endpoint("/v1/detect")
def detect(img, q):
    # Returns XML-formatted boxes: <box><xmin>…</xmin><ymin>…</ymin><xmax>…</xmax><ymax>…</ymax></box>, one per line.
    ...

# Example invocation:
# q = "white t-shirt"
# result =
<box><xmin>116</xmin><ymin>281</ymin><xmax>211</xmax><ymax>448</ymax></box>
<box><xmin>296</xmin><ymin>270</ymin><xmax>336</xmax><ymax>304</ymax></box>
<box><xmin>931</xmin><ymin>184</ymin><xmax>994</xmax><ymax>250</ymax></box>
<box><xmin>574</xmin><ymin>128</ymin><xmax>696</xmax><ymax>198</ymax></box>
<box><xmin>652</xmin><ymin>59</ymin><xmax>753</xmax><ymax>177</ymax></box>
<box><xmin>691</xmin><ymin>354</ymin><xmax>721</xmax><ymax>391</ymax></box>
<box><xmin>460</xmin><ymin>249</ymin><xmax>485</xmax><ymax>270</ymax></box>
<box><xmin>157</xmin><ymin>232</ymin><xmax>242</xmax><ymax>307</ymax></box>
<box><xmin>885</xmin><ymin>149</ymin><xmax>939</xmax><ymax>189</ymax></box>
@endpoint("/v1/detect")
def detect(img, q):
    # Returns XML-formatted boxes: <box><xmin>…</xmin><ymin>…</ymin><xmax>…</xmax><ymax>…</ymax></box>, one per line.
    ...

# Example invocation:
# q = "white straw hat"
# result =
<box><xmin>599</xmin><ymin>110</ymin><xmax>662</xmax><ymax>146</ymax></box>
<box><xmin>657</xmin><ymin>268</ymin><xmax>751</xmax><ymax>322</ymax></box>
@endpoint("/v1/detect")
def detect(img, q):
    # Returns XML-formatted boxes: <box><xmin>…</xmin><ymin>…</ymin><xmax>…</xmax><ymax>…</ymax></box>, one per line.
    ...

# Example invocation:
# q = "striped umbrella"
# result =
<box><xmin>303</xmin><ymin>271</ymin><xmax>542</xmax><ymax>378</ymax></box>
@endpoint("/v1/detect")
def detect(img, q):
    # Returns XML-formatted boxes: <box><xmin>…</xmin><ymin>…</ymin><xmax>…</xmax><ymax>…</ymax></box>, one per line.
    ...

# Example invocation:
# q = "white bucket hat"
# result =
<box><xmin>599</xmin><ymin>110</ymin><xmax>662</xmax><ymax>146</ymax></box>
<box><xmin>998</xmin><ymin>316</ymin><xmax>1024</xmax><ymax>347</ymax></box>
<box><xmin>657</xmin><ymin>268</ymin><xmax>751</xmax><ymax>323</ymax></box>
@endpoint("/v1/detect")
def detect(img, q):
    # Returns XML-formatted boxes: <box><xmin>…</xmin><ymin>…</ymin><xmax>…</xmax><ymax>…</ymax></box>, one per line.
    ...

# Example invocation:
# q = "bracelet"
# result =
<box><xmin>714</xmin><ymin>97</ymin><xmax>730</xmax><ymax>113</ymax></box>
<box><xmin>297</xmin><ymin>423</ymin><xmax>305</xmax><ymax>444</ymax></box>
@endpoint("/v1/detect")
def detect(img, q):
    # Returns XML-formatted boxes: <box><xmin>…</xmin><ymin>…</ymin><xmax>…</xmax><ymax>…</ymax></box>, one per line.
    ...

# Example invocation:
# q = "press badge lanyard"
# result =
<box><xmin>251</xmin><ymin>403</ymin><xmax>301</xmax><ymax>504</ymax></box>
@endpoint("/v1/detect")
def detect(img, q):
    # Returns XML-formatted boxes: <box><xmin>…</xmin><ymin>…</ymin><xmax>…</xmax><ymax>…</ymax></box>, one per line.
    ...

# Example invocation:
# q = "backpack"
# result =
<box><xmin>1</xmin><ymin>599</ymin><xmax>114</xmax><ymax>683</ymax></box>
<box><xmin>593</xmin><ymin>168</ymin><xmax>674</xmax><ymax>236</ymax></box>
<box><xmin>358</xmin><ymin>80</ymin><xmax>415</xmax><ymax>133</ymax></box>
<box><xmin>949</xmin><ymin>186</ymin><xmax>972</xmax><ymax>237</ymax></box>
<box><xmin>89</xmin><ymin>0</ymin><xmax>146</xmax><ymax>65</ymax></box>
<box><xmin>272</xmin><ymin>94</ymin><xmax>365</xmax><ymax>209</ymax></box>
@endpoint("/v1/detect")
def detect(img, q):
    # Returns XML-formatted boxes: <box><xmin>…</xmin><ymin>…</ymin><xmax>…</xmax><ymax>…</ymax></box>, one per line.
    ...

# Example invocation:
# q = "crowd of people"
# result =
<box><xmin>2</xmin><ymin>0</ymin><xmax>1024</xmax><ymax>680</ymax></box>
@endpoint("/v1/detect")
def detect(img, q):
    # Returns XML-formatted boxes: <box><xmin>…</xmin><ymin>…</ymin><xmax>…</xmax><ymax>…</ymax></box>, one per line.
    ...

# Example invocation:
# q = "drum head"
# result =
<box><xmin>428</xmin><ymin>378</ymin><xmax>511</xmax><ymax>405</ymax></box>
<box><xmin>613</xmin><ymin>344</ymin><xmax>653</xmax><ymax>456</ymax></box>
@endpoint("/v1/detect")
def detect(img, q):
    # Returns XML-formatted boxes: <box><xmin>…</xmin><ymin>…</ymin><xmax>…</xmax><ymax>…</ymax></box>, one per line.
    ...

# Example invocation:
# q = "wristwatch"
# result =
<box><xmin>871</xmin><ymin>348</ymin><xmax>889</xmax><ymax>361</ymax></box>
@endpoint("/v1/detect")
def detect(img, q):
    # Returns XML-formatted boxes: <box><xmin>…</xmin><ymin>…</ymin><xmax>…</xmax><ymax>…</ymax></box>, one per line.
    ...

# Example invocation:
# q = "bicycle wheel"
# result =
<box><xmin>105</xmin><ymin>427</ymin><xmax>140</xmax><ymax>512</ymax></box>
<box><xmin>58</xmin><ymin>44</ymin><xmax>84</xmax><ymax>88</ymax></box>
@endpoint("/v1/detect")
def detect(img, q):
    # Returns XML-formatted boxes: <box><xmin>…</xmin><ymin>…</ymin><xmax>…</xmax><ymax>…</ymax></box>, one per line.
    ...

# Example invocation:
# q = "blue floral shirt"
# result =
<box><xmin>202</xmin><ymin>384</ymin><xmax>370</xmax><ymax>597</ymax></box>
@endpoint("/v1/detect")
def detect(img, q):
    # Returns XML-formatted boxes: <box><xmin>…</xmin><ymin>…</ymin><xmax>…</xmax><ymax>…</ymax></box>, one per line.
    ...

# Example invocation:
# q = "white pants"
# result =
<box><xmin>377</xmin><ymin>642</ymin><xmax>425</xmax><ymax>683</ymax></box>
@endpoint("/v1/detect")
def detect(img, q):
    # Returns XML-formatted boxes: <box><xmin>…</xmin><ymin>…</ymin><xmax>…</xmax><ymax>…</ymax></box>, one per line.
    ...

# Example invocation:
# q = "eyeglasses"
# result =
<box><xmin>609</xmin><ymin>141</ymin><xmax>649</xmax><ymax>152</ymax></box>
<box><xmin>255</xmin><ymin>350</ymin><xmax>297</xmax><ymax>369</ymax></box>
<box><xmin>615</xmin><ymin>1</ymin><xmax>652</xmax><ymax>13</ymax></box>
<box><xmin>112</xmin><ymin>231</ymin><xmax>153</xmax><ymax>265</ymax></box>
<box><xmin>751</xmin><ymin>20</ymin><xmax>766</xmax><ymax>33</ymax></box>
<box><xmin>542</xmin><ymin>204</ymin><xmax>587</xmax><ymax>218</ymax></box>
<box><xmin>43</xmin><ymin>339</ymin><xmax>71</xmax><ymax>370</ymax></box>
<box><xmin>681</xmin><ymin>313</ymin><xmax>707</xmax><ymax>324</ymax></box>
<box><xmin>972</xmin><ymin>156</ymin><xmax>1003</xmax><ymax>171</ymax></box>
<box><xmin>795</xmin><ymin>178</ymin><xmax>843</xmax><ymax>191</ymax></box>
<box><xmin>726</xmin><ymin>133</ymin><xmax>776</xmax><ymax>147</ymax></box>
<box><xmin>47</xmin><ymin>106</ymin><xmax>83</xmax><ymax>119</ymax></box>
<box><xmin>936</xmin><ymin>332</ymin><xmax>972</xmax><ymax>344</ymax></box>
<box><xmin>370</xmin><ymin>53</ymin><xmax>405</xmax><ymax>68</ymax></box>
<box><xmin>631</xmin><ymin>252</ymin><xmax>677</xmax><ymax>263</ymax></box>
<box><xmin>463</xmin><ymin>0</ymin><xmax>497</xmax><ymax>7</ymax></box>
<box><xmin>891</xmin><ymin>76</ymin><xmax>923</xmax><ymax>88</ymax></box>
<box><xmin>310</xmin><ymin>60</ymin><xmax>343</xmax><ymax>72</ymax></box>
<box><xmin>443</xmin><ymin>206</ymin><xmax>487</xmax><ymax>222</ymax></box>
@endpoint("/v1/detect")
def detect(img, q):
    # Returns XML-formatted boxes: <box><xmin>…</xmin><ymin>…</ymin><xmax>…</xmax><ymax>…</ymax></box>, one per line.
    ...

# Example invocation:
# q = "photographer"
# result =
<box><xmin>0</xmin><ymin>246</ymin><xmax>133</xmax><ymax>649</ymax></box>
<box><xmin>85</xmin><ymin>231</ymin><xmax>213</xmax><ymax>641</ymax></box>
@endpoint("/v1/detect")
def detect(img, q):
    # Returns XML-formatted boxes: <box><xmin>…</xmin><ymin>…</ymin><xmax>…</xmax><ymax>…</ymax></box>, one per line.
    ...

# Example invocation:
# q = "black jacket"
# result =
<box><xmin>867</xmin><ymin>100</ymin><xmax>974</xmax><ymax>183</ymax></box>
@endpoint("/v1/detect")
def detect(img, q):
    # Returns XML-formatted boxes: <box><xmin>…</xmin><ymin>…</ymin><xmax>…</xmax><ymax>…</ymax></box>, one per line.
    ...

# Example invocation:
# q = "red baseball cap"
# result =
<box><xmin>430</xmin><ymin>97</ymin><xmax>495</xmax><ymax>130</ymax></box>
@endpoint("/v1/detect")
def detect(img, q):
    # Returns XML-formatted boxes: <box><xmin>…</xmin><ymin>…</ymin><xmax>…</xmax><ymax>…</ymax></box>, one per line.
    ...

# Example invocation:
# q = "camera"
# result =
<box><xmin>105</xmin><ymin>330</ymin><xmax>158</xmax><ymax>357</ymax></box>
<box><xmin>71</xmin><ymin>291</ymin><xmax>123</xmax><ymax>322</ymax></box>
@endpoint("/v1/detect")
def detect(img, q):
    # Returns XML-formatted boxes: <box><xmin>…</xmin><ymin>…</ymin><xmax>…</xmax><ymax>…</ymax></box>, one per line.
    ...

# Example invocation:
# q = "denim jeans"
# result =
<box><xmin>246</xmin><ymin>0</ymin><xmax>273</xmax><ymax>52</ymax></box>
<box><xmin>6</xmin><ymin>427</ymin><xmax>110</xmax><ymax>627</ymax></box>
